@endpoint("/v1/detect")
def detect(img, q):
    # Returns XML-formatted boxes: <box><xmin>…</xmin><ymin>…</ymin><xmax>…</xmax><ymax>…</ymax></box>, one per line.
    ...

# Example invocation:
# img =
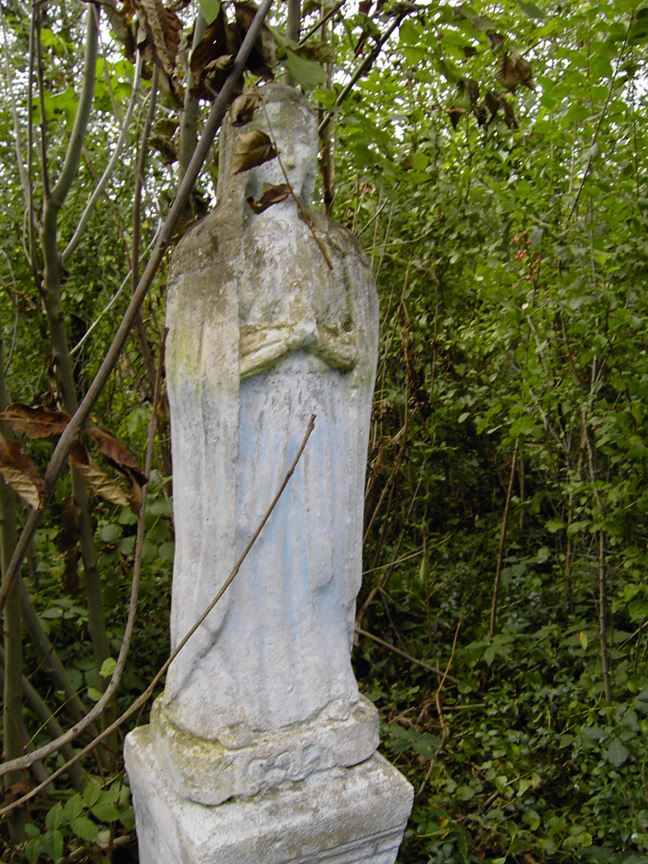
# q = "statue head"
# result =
<box><xmin>217</xmin><ymin>84</ymin><xmax>318</xmax><ymax>210</ymax></box>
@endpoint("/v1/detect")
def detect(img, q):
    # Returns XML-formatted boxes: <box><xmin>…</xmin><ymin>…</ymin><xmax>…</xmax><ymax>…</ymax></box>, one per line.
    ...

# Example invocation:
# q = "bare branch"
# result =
<box><xmin>62</xmin><ymin>53</ymin><xmax>144</xmax><ymax>264</ymax></box>
<box><xmin>49</xmin><ymin>5</ymin><xmax>99</xmax><ymax>210</ymax></box>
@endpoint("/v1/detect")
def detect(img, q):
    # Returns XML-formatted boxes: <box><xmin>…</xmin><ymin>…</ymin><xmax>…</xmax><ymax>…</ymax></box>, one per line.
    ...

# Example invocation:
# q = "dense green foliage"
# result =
<box><xmin>1</xmin><ymin>0</ymin><xmax>647</xmax><ymax>862</ymax></box>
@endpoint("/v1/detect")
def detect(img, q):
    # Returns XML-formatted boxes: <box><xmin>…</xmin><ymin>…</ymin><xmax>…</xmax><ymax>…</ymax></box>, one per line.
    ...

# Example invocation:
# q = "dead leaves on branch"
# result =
<box><xmin>1</xmin><ymin>403</ymin><xmax>69</xmax><ymax>439</ymax></box>
<box><xmin>230</xmin><ymin>90</ymin><xmax>260</xmax><ymax>126</ymax></box>
<box><xmin>136</xmin><ymin>0</ymin><xmax>182</xmax><ymax>78</ymax></box>
<box><xmin>189</xmin><ymin>2</ymin><xmax>275</xmax><ymax>100</ymax></box>
<box><xmin>0</xmin><ymin>433</ymin><xmax>43</xmax><ymax>510</ymax></box>
<box><xmin>70</xmin><ymin>443</ymin><xmax>133</xmax><ymax>510</ymax></box>
<box><xmin>0</xmin><ymin>403</ymin><xmax>144</xmax><ymax>512</ymax></box>
<box><xmin>498</xmin><ymin>52</ymin><xmax>534</xmax><ymax>92</ymax></box>
<box><xmin>113</xmin><ymin>0</ymin><xmax>275</xmax><ymax>101</ymax></box>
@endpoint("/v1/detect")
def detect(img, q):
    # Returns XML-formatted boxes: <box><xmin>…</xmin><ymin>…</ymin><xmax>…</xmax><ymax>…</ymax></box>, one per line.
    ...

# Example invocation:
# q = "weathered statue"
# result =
<box><xmin>125</xmin><ymin>84</ymin><xmax>412</xmax><ymax>864</ymax></box>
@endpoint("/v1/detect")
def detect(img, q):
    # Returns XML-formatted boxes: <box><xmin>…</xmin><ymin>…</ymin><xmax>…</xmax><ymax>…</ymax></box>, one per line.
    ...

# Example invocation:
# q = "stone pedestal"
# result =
<box><xmin>126</xmin><ymin>726</ymin><xmax>412</xmax><ymax>864</ymax></box>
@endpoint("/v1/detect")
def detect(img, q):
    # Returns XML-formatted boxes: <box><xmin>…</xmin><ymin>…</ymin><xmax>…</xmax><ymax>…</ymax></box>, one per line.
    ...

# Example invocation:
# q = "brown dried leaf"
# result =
<box><xmin>502</xmin><ymin>98</ymin><xmax>518</xmax><ymax>129</ymax></box>
<box><xmin>0</xmin><ymin>433</ymin><xmax>43</xmax><ymax>509</ymax></box>
<box><xmin>498</xmin><ymin>52</ymin><xmax>534</xmax><ymax>91</ymax></box>
<box><xmin>458</xmin><ymin>77</ymin><xmax>480</xmax><ymax>105</ymax></box>
<box><xmin>232</xmin><ymin>129</ymin><xmax>277</xmax><ymax>174</ymax></box>
<box><xmin>1</xmin><ymin>403</ymin><xmax>70</xmax><ymax>438</ymax></box>
<box><xmin>487</xmin><ymin>31</ymin><xmax>505</xmax><ymax>51</ymax></box>
<box><xmin>230</xmin><ymin>90</ymin><xmax>260</xmax><ymax>126</ymax></box>
<box><xmin>473</xmin><ymin>105</ymin><xmax>488</xmax><ymax>126</ymax></box>
<box><xmin>247</xmin><ymin>183</ymin><xmax>291</xmax><ymax>214</ymax></box>
<box><xmin>149</xmin><ymin>133</ymin><xmax>178</xmax><ymax>165</ymax></box>
<box><xmin>71</xmin><ymin>443</ymin><xmax>131</xmax><ymax>510</ymax></box>
<box><xmin>60</xmin><ymin>497</ymin><xmax>80</xmax><ymax>595</ymax></box>
<box><xmin>84</xmin><ymin>427</ymin><xmax>146</xmax><ymax>486</ymax></box>
<box><xmin>2</xmin><ymin>781</ymin><xmax>29</xmax><ymax>806</ymax></box>
<box><xmin>485</xmin><ymin>89</ymin><xmax>502</xmax><ymax>117</ymax></box>
<box><xmin>190</xmin><ymin>8</ymin><xmax>237</xmax><ymax>98</ymax></box>
<box><xmin>234</xmin><ymin>2</ymin><xmax>275</xmax><ymax>79</ymax></box>
<box><xmin>206</xmin><ymin>54</ymin><xmax>233</xmax><ymax>72</ymax></box>
<box><xmin>137</xmin><ymin>0</ymin><xmax>182</xmax><ymax>77</ymax></box>
<box><xmin>448</xmin><ymin>106</ymin><xmax>467</xmax><ymax>129</ymax></box>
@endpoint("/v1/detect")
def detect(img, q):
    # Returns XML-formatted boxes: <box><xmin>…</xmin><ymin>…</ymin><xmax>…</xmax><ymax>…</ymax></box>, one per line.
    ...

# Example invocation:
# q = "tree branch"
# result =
<box><xmin>49</xmin><ymin>5</ymin><xmax>99</xmax><ymax>211</ymax></box>
<box><xmin>61</xmin><ymin>53</ymin><xmax>143</xmax><ymax>264</ymax></box>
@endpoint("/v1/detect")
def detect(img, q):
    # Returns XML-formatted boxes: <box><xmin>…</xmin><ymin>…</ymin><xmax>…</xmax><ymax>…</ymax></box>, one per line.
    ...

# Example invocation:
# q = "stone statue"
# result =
<box><xmin>125</xmin><ymin>84</ymin><xmax>412</xmax><ymax>864</ymax></box>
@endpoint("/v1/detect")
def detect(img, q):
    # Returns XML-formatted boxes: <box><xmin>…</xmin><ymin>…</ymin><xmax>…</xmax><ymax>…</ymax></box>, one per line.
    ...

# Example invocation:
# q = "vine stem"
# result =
<box><xmin>489</xmin><ymin>436</ymin><xmax>520</xmax><ymax>638</ymax></box>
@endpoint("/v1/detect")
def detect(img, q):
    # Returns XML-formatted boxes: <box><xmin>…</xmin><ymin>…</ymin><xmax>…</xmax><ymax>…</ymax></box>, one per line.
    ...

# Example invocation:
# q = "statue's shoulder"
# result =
<box><xmin>311</xmin><ymin>212</ymin><xmax>372</xmax><ymax>272</ymax></box>
<box><xmin>169</xmin><ymin>206</ymin><xmax>239</xmax><ymax>280</ymax></box>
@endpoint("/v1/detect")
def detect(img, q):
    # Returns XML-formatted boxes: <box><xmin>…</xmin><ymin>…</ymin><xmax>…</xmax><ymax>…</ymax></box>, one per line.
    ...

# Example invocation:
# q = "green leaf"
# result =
<box><xmin>510</xmin><ymin>416</ymin><xmax>541</xmax><ymax>437</ymax></box>
<box><xmin>99</xmin><ymin>657</ymin><xmax>116</xmax><ymax>678</ymax></box>
<box><xmin>83</xmin><ymin>779</ymin><xmax>102</xmax><ymax>807</ymax></box>
<box><xmin>198</xmin><ymin>0</ymin><xmax>220</xmax><ymax>25</ymax></box>
<box><xmin>101</xmin><ymin>523</ymin><xmax>122</xmax><ymax>543</ymax></box>
<box><xmin>45</xmin><ymin>801</ymin><xmax>63</xmax><ymax>831</ymax></box>
<box><xmin>282</xmin><ymin>49</ymin><xmax>326</xmax><ymax>90</ymax></box>
<box><xmin>43</xmin><ymin>829</ymin><xmax>64</xmax><ymax>861</ymax></box>
<box><xmin>63</xmin><ymin>794</ymin><xmax>84</xmax><ymax>822</ymax></box>
<box><xmin>606</xmin><ymin>737</ymin><xmax>630</xmax><ymax>767</ymax></box>
<box><xmin>25</xmin><ymin>838</ymin><xmax>42</xmax><ymax>864</ymax></box>
<box><xmin>91</xmin><ymin>799</ymin><xmax>121</xmax><ymax>822</ymax></box>
<box><xmin>518</xmin><ymin>0</ymin><xmax>545</xmax><ymax>19</ymax></box>
<box><xmin>72</xmin><ymin>815</ymin><xmax>99</xmax><ymax>841</ymax></box>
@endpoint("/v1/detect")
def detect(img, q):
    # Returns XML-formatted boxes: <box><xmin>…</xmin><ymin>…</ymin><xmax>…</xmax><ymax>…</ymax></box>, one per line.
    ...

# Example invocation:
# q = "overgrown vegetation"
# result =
<box><xmin>1</xmin><ymin>0</ymin><xmax>647</xmax><ymax>862</ymax></box>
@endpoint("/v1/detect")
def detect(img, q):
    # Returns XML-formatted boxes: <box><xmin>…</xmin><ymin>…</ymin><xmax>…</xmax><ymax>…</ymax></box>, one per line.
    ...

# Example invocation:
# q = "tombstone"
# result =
<box><xmin>124</xmin><ymin>84</ymin><xmax>413</xmax><ymax>864</ymax></box>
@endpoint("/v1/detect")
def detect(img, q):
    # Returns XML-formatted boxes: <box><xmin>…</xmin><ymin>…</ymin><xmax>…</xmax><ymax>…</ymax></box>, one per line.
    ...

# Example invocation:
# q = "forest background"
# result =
<box><xmin>0</xmin><ymin>0</ymin><xmax>647</xmax><ymax>861</ymax></box>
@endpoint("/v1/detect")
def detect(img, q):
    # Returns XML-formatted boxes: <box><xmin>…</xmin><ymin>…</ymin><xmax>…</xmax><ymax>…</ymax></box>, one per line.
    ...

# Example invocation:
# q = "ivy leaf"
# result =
<box><xmin>99</xmin><ymin>657</ymin><xmax>117</xmax><ymax>679</ymax></box>
<box><xmin>91</xmin><ymin>798</ymin><xmax>121</xmax><ymax>822</ymax></box>
<box><xmin>231</xmin><ymin>129</ymin><xmax>277</xmax><ymax>174</ymax></box>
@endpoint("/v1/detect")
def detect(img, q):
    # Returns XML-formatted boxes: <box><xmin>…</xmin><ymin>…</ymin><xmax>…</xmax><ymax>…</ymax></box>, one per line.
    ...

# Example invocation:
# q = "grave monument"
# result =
<box><xmin>124</xmin><ymin>84</ymin><xmax>413</xmax><ymax>864</ymax></box>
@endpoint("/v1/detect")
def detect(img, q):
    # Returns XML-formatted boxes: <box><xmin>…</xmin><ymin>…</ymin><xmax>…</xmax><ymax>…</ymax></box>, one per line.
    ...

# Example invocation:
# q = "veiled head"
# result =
<box><xmin>217</xmin><ymin>84</ymin><xmax>318</xmax><ymax>209</ymax></box>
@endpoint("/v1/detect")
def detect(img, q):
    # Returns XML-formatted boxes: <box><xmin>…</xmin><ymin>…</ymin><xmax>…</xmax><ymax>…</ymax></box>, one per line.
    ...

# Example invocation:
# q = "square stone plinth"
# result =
<box><xmin>125</xmin><ymin>726</ymin><xmax>413</xmax><ymax>864</ymax></box>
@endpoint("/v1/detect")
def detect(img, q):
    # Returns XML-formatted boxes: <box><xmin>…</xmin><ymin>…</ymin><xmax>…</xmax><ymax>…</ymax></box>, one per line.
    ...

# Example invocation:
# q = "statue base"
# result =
<box><xmin>125</xmin><ymin>725</ymin><xmax>413</xmax><ymax>864</ymax></box>
<box><xmin>150</xmin><ymin>694</ymin><xmax>379</xmax><ymax>806</ymax></box>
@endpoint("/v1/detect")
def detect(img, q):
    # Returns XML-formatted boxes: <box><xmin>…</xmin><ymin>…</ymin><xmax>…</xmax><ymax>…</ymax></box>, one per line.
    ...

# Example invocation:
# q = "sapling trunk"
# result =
<box><xmin>0</xmin><ymin>336</ymin><xmax>24</xmax><ymax>840</ymax></box>
<box><xmin>39</xmin><ymin>6</ymin><xmax>110</xmax><ymax>672</ymax></box>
